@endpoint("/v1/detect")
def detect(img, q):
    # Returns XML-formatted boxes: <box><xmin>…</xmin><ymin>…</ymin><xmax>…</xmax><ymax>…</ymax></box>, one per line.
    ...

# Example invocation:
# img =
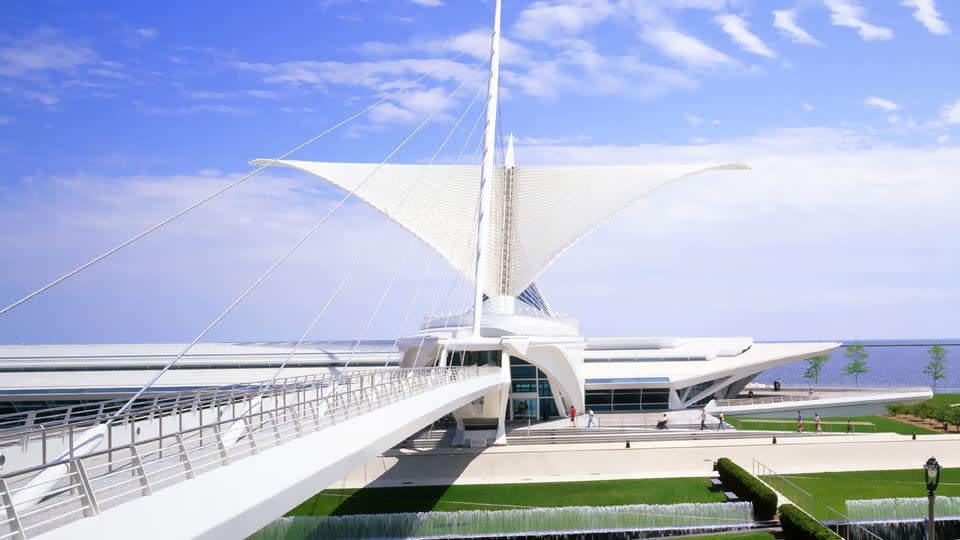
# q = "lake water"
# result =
<box><xmin>759</xmin><ymin>339</ymin><xmax>960</xmax><ymax>390</ymax></box>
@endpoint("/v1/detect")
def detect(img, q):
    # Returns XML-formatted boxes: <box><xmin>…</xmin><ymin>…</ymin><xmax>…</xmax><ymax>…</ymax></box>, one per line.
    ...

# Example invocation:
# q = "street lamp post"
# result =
<box><xmin>924</xmin><ymin>457</ymin><xmax>941</xmax><ymax>540</ymax></box>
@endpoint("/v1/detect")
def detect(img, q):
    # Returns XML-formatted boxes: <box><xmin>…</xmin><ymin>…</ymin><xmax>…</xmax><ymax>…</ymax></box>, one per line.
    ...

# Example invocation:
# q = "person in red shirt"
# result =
<box><xmin>569</xmin><ymin>405</ymin><xmax>577</xmax><ymax>427</ymax></box>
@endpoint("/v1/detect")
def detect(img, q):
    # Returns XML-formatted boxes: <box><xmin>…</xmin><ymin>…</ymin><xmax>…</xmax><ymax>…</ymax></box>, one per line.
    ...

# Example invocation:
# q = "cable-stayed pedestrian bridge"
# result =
<box><xmin>0</xmin><ymin>366</ymin><xmax>505</xmax><ymax>539</ymax></box>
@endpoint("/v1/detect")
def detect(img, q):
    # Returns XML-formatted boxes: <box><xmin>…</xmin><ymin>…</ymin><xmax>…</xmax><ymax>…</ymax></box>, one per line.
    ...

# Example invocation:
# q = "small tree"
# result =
<box><xmin>803</xmin><ymin>354</ymin><xmax>830</xmax><ymax>386</ymax></box>
<box><xmin>843</xmin><ymin>343</ymin><xmax>870</xmax><ymax>385</ymax></box>
<box><xmin>924</xmin><ymin>344</ymin><xmax>948</xmax><ymax>393</ymax></box>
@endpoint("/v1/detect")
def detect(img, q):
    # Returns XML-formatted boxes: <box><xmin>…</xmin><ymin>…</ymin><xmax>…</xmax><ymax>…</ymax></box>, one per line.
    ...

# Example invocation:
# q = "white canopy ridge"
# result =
<box><xmin>252</xmin><ymin>159</ymin><xmax>749</xmax><ymax>299</ymax></box>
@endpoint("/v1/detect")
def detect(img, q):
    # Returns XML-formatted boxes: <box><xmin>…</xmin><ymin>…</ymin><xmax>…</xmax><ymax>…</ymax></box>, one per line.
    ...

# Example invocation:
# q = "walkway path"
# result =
<box><xmin>339</xmin><ymin>433</ymin><xmax>960</xmax><ymax>488</ymax></box>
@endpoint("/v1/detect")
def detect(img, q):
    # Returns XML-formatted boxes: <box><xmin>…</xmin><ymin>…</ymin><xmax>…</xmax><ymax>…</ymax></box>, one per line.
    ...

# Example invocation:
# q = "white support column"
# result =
<box><xmin>471</xmin><ymin>0</ymin><xmax>503</xmax><ymax>337</ymax></box>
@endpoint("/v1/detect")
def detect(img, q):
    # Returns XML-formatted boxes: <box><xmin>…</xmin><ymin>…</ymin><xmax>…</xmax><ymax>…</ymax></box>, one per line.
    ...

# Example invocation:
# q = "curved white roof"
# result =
<box><xmin>252</xmin><ymin>159</ymin><xmax>747</xmax><ymax>298</ymax></box>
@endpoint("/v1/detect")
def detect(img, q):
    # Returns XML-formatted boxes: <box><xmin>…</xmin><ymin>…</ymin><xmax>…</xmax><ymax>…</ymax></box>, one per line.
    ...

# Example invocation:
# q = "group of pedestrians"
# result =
<box><xmin>797</xmin><ymin>411</ymin><xmax>823</xmax><ymax>433</ymax></box>
<box><xmin>699</xmin><ymin>409</ymin><xmax>727</xmax><ymax>430</ymax></box>
<box><xmin>568</xmin><ymin>406</ymin><xmax>599</xmax><ymax>428</ymax></box>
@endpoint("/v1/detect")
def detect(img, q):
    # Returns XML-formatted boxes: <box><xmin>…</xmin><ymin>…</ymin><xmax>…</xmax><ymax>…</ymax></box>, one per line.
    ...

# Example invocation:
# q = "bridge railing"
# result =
<box><xmin>0</xmin><ymin>366</ymin><xmax>498</xmax><ymax>539</ymax></box>
<box><xmin>0</xmin><ymin>369</ymin><xmax>408</xmax><ymax>469</ymax></box>
<box><xmin>0</xmin><ymin>369</ymin><xmax>369</xmax><ymax>434</ymax></box>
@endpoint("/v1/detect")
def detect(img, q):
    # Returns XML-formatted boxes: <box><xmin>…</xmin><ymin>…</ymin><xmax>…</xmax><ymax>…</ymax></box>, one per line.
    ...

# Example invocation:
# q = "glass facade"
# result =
<box><xmin>446</xmin><ymin>350</ymin><xmax>502</xmax><ymax>367</ymax></box>
<box><xmin>509</xmin><ymin>357</ymin><xmax>558</xmax><ymax>420</ymax></box>
<box><xmin>584</xmin><ymin>388</ymin><xmax>670</xmax><ymax>412</ymax></box>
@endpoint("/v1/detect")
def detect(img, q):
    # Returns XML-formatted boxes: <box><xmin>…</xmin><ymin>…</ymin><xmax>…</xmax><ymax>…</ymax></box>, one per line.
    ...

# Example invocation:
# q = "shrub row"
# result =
<box><xmin>778</xmin><ymin>503</ymin><xmax>840</xmax><ymax>539</ymax></box>
<box><xmin>715</xmin><ymin>457</ymin><xmax>778</xmax><ymax>520</ymax></box>
<box><xmin>887</xmin><ymin>402</ymin><xmax>960</xmax><ymax>431</ymax></box>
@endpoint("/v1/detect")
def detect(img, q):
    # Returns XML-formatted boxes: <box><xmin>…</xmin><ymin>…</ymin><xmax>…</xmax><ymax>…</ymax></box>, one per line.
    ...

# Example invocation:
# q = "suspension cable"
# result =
<box><xmin>0</xmin><ymin>51</ymin><xmax>468</xmax><ymax>319</ymax></box>
<box><xmin>111</xmin><ymin>60</ymin><xmax>483</xmax><ymax>418</ymax></box>
<box><xmin>387</xmin><ymin>100</ymin><xmax>489</xmax><ymax>368</ymax></box>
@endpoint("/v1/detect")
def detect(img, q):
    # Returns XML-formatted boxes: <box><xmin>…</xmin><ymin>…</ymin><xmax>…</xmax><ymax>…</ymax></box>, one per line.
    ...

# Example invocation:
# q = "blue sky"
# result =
<box><xmin>0</xmin><ymin>0</ymin><xmax>958</xmax><ymax>344</ymax></box>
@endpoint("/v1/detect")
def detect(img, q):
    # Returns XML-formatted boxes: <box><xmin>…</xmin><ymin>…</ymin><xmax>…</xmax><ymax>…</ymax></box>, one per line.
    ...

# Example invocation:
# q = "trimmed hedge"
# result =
<box><xmin>779</xmin><ymin>503</ymin><xmax>840</xmax><ymax>539</ymax></box>
<box><xmin>715</xmin><ymin>457</ymin><xmax>778</xmax><ymax>520</ymax></box>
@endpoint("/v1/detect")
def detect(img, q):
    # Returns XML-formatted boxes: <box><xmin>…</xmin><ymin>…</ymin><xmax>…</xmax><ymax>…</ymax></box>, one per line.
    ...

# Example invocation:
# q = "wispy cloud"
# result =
<box><xmin>409</xmin><ymin>0</ymin><xmax>443</xmax><ymax>6</ymax></box>
<box><xmin>823</xmin><ymin>0</ymin><xmax>893</xmax><ymax>41</ymax></box>
<box><xmin>900</xmin><ymin>0</ymin><xmax>950</xmax><ymax>35</ymax></box>
<box><xmin>942</xmin><ymin>98</ymin><xmax>960</xmax><ymax>125</ymax></box>
<box><xmin>135</xmin><ymin>28</ymin><xmax>158</xmax><ymax>40</ymax></box>
<box><xmin>0</xmin><ymin>116</ymin><xmax>13</xmax><ymax>125</ymax></box>
<box><xmin>684</xmin><ymin>113</ymin><xmax>703</xmax><ymax>126</ymax></box>
<box><xmin>22</xmin><ymin>90</ymin><xmax>59</xmax><ymax>106</ymax></box>
<box><xmin>640</xmin><ymin>27</ymin><xmax>735</xmax><ymax>68</ymax></box>
<box><xmin>512</xmin><ymin>0</ymin><xmax>616</xmax><ymax>43</ymax></box>
<box><xmin>0</xmin><ymin>27</ymin><xmax>97</xmax><ymax>78</ymax></box>
<box><xmin>714</xmin><ymin>14</ymin><xmax>776</xmax><ymax>58</ymax></box>
<box><xmin>865</xmin><ymin>96</ymin><xmax>900</xmax><ymax>111</ymax></box>
<box><xmin>773</xmin><ymin>9</ymin><xmax>823</xmax><ymax>46</ymax></box>
<box><xmin>802</xmin><ymin>103</ymin><xmax>814</xmax><ymax>111</ymax></box>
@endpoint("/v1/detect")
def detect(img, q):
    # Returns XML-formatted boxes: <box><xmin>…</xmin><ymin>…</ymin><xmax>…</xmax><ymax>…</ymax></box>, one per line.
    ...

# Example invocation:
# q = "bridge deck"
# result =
<box><xmin>0</xmin><ymin>366</ymin><xmax>503</xmax><ymax>539</ymax></box>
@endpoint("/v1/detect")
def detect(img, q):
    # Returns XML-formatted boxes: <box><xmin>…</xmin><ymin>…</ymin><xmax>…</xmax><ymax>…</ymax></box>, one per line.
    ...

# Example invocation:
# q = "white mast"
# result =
<box><xmin>472</xmin><ymin>0</ymin><xmax>503</xmax><ymax>337</ymax></box>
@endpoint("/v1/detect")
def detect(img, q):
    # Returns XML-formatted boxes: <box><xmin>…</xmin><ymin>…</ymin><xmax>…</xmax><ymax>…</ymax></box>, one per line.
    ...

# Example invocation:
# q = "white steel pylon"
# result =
<box><xmin>471</xmin><ymin>0</ymin><xmax>503</xmax><ymax>336</ymax></box>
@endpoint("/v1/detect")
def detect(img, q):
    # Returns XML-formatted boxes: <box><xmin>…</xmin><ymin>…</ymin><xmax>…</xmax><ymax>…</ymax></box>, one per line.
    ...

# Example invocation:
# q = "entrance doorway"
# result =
<box><xmin>510</xmin><ymin>395</ymin><xmax>538</xmax><ymax>421</ymax></box>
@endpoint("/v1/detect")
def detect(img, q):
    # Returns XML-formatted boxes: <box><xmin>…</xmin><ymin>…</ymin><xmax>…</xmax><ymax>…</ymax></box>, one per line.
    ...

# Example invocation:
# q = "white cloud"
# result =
<box><xmin>714</xmin><ymin>14</ymin><xmax>776</xmax><ymax>58</ymax></box>
<box><xmin>502</xmin><ymin>45</ymin><xmax>696</xmax><ymax>99</ymax></box>
<box><xmin>22</xmin><ymin>90</ymin><xmax>59</xmax><ymax>106</ymax></box>
<box><xmin>144</xmin><ymin>103</ymin><xmax>252</xmax><ymax>115</ymax></box>
<box><xmin>900</xmin><ymin>0</ymin><xmax>950</xmax><ymax>35</ymax></box>
<box><xmin>640</xmin><ymin>27</ymin><xmax>736</xmax><ymax>67</ymax></box>
<box><xmin>135</xmin><ymin>28</ymin><xmax>159</xmax><ymax>40</ymax></box>
<box><xmin>887</xmin><ymin>114</ymin><xmax>901</xmax><ymax>124</ymax></box>
<box><xmin>802</xmin><ymin>103</ymin><xmax>814</xmax><ymax>111</ymax></box>
<box><xmin>246</xmin><ymin>89</ymin><xmax>281</xmax><ymax>99</ymax></box>
<box><xmin>823</xmin><ymin>0</ymin><xmax>893</xmax><ymax>41</ymax></box>
<box><xmin>864</xmin><ymin>96</ymin><xmax>900</xmax><ymax>111</ymax></box>
<box><xmin>937</xmin><ymin>134</ymin><xmax>950</xmax><ymax>144</ymax></box>
<box><xmin>513</xmin><ymin>0</ymin><xmax>617</xmax><ymax>42</ymax></box>
<box><xmin>690</xmin><ymin>136</ymin><xmax>709</xmax><ymax>144</ymax></box>
<box><xmin>684</xmin><ymin>113</ymin><xmax>703</xmax><ymax>126</ymax></box>
<box><xmin>942</xmin><ymin>98</ymin><xmax>960</xmax><ymax>125</ymax></box>
<box><xmin>0</xmin><ymin>28</ymin><xmax>97</xmax><ymax>78</ymax></box>
<box><xmin>772</xmin><ymin>9</ymin><xmax>822</xmax><ymax>46</ymax></box>
<box><xmin>409</xmin><ymin>0</ymin><xmax>443</xmax><ymax>6</ymax></box>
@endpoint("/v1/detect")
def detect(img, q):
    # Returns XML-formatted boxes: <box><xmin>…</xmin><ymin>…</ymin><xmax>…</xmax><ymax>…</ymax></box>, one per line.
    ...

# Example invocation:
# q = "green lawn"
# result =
<box><xmin>289</xmin><ymin>478</ymin><xmax>724</xmax><ymax>516</ymax></box>
<box><xmin>920</xmin><ymin>393</ymin><xmax>960</xmax><ymax>407</ymax></box>
<box><xmin>681</xmin><ymin>533</ymin><xmax>776</xmax><ymax>540</ymax></box>
<box><xmin>727</xmin><ymin>415</ymin><xmax>937</xmax><ymax>435</ymax></box>
<box><xmin>763</xmin><ymin>467</ymin><xmax>960</xmax><ymax>520</ymax></box>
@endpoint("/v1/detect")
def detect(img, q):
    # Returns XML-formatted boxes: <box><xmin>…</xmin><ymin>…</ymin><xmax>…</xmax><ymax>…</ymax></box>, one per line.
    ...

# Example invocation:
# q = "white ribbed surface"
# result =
<box><xmin>255</xmin><ymin>159</ymin><xmax>746</xmax><ymax>297</ymax></box>
<box><xmin>507</xmin><ymin>163</ymin><xmax>747</xmax><ymax>294</ymax></box>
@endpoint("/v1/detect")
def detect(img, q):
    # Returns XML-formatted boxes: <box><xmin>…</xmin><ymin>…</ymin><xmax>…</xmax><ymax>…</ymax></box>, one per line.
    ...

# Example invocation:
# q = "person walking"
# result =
<box><xmin>814</xmin><ymin>413</ymin><xmax>822</xmax><ymax>434</ymax></box>
<box><xmin>797</xmin><ymin>411</ymin><xmax>804</xmax><ymax>433</ymax></box>
<box><xmin>586</xmin><ymin>409</ymin><xmax>597</xmax><ymax>428</ymax></box>
<box><xmin>569</xmin><ymin>405</ymin><xmax>577</xmax><ymax>428</ymax></box>
<box><xmin>717</xmin><ymin>412</ymin><xmax>726</xmax><ymax>431</ymax></box>
<box><xmin>699</xmin><ymin>409</ymin><xmax>707</xmax><ymax>431</ymax></box>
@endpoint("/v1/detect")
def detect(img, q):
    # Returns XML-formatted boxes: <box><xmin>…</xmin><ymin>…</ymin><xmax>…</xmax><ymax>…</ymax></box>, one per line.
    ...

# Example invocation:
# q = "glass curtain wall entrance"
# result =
<box><xmin>508</xmin><ymin>357</ymin><xmax>558</xmax><ymax>420</ymax></box>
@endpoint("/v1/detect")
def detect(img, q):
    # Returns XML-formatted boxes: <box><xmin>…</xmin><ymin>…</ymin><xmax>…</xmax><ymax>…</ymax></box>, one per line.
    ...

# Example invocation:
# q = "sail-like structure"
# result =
<box><xmin>252</xmin><ymin>158</ymin><xmax>747</xmax><ymax>299</ymax></box>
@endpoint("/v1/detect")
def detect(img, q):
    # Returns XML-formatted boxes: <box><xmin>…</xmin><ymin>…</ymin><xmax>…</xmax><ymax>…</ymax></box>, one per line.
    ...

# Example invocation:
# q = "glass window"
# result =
<box><xmin>512</xmin><ymin>398</ymin><xmax>537</xmax><ymax>420</ymax></box>
<box><xmin>510</xmin><ymin>365</ymin><xmax>537</xmax><ymax>379</ymax></box>
<box><xmin>585</xmin><ymin>390</ymin><xmax>612</xmax><ymax>406</ymax></box>
<box><xmin>539</xmin><ymin>398</ymin><xmax>558</xmax><ymax>418</ymax></box>
<box><xmin>613</xmin><ymin>390</ymin><xmax>643</xmax><ymax>404</ymax></box>
<box><xmin>537</xmin><ymin>379</ymin><xmax>553</xmax><ymax>397</ymax></box>
<box><xmin>511</xmin><ymin>380</ymin><xmax>537</xmax><ymax>394</ymax></box>
<box><xmin>642</xmin><ymin>389</ymin><xmax>670</xmax><ymax>404</ymax></box>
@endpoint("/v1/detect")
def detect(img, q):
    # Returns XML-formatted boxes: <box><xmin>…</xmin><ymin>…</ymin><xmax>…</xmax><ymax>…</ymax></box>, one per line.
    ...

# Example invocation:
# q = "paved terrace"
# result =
<box><xmin>341</xmin><ymin>432</ymin><xmax>960</xmax><ymax>488</ymax></box>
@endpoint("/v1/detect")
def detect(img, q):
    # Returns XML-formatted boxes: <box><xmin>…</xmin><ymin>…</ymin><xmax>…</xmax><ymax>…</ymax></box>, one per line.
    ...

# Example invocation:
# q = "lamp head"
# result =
<box><xmin>925</xmin><ymin>456</ymin><xmax>941</xmax><ymax>493</ymax></box>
